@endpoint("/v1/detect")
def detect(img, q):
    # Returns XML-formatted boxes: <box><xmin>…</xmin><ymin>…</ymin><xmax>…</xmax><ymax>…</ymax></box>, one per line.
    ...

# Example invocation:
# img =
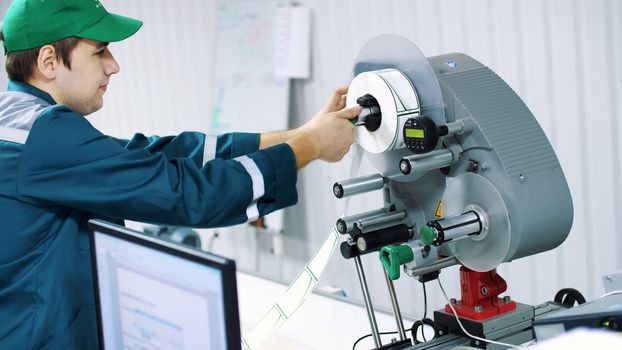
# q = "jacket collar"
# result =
<box><xmin>8</xmin><ymin>80</ymin><xmax>57</xmax><ymax>105</ymax></box>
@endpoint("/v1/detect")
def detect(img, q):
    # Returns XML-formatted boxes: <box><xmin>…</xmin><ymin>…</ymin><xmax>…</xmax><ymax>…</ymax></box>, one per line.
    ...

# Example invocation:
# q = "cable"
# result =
<box><xmin>554</xmin><ymin>288</ymin><xmax>586</xmax><ymax>306</ymax></box>
<box><xmin>423</xmin><ymin>281</ymin><xmax>428</xmax><ymax>318</ymax></box>
<box><xmin>351</xmin><ymin>327</ymin><xmax>413</xmax><ymax>350</ymax></box>
<box><xmin>411</xmin><ymin>318</ymin><xmax>435</xmax><ymax>344</ymax></box>
<box><xmin>419</xmin><ymin>282</ymin><xmax>428</xmax><ymax>342</ymax></box>
<box><xmin>600</xmin><ymin>289</ymin><xmax>622</xmax><ymax>298</ymax></box>
<box><xmin>437</xmin><ymin>277</ymin><xmax>525</xmax><ymax>349</ymax></box>
<box><xmin>411</xmin><ymin>282</ymin><xmax>436</xmax><ymax>344</ymax></box>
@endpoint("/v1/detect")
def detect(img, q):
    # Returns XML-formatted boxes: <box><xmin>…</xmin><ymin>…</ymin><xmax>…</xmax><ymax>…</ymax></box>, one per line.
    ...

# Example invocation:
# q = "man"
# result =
<box><xmin>0</xmin><ymin>0</ymin><xmax>359</xmax><ymax>348</ymax></box>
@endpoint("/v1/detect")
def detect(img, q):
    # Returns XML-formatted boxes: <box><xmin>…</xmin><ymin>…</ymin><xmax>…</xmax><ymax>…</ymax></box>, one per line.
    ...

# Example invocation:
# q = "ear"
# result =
<box><xmin>35</xmin><ymin>45</ymin><xmax>59</xmax><ymax>80</ymax></box>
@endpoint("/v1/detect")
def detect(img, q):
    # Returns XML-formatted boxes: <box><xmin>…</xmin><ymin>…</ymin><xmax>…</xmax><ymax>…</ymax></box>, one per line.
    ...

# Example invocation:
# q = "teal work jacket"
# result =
<box><xmin>0</xmin><ymin>81</ymin><xmax>298</xmax><ymax>349</ymax></box>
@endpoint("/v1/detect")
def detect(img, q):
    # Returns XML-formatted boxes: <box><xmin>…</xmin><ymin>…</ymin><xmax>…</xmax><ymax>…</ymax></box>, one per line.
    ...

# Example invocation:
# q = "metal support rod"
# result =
<box><xmin>383</xmin><ymin>269</ymin><xmax>407</xmax><ymax>341</ymax></box>
<box><xmin>354</xmin><ymin>256</ymin><xmax>382</xmax><ymax>348</ymax></box>
<box><xmin>445</xmin><ymin>120</ymin><xmax>464</xmax><ymax>135</ymax></box>
<box><xmin>405</xmin><ymin>256</ymin><xmax>460</xmax><ymax>278</ymax></box>
<box><xmin>446</xmin><ymin>118</ymin><xmax>475</xmax><ymax>136</ymax></box>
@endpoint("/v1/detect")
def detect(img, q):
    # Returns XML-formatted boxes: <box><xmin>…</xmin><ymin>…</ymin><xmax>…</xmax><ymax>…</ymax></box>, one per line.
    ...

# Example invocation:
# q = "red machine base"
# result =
<box><xmin>445</xmin><ymin>266</ymin><xmax>516</xmax><ymax>320</ymax></box>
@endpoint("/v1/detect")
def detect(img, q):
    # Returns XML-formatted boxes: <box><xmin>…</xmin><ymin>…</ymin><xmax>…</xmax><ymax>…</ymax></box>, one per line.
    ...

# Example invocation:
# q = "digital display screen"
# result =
<box><xmin>405</xmin><ymin>128</ymin><xmax>425</xmax><ymax>138</ymax></box>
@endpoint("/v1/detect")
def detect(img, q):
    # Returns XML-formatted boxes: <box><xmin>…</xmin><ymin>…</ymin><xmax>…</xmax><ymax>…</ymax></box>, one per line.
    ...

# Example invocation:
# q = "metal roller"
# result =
<box><xmin>355</xmin><ymin>211</ymin><xmax>406</xmax><ymax>231</ymax></box>
<box><xmin>333</xmin><ymin>173</ymin><xmax>385</xmax><ymax>199</ymax></box>
<box><xmin>399</xmin><ymin>148</ymin><xmax>453</xmax><ymax>175</ymax></box>
<box><xmin>336</xmin><ymin>208</ymin><xmax>387</xmax><ymax>235</ymax></box>
<box><xmin>420</xmin><ymin>210</ymin><xmax>483</xmax><ymax>246</ymax></box>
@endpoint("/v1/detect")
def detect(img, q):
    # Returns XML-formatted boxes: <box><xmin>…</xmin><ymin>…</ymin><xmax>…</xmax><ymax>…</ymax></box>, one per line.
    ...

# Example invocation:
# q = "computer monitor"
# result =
<box><xmin>88</xmin><ymin>219</ymin><xmax>241</xmax><ymax>350</ymax></box>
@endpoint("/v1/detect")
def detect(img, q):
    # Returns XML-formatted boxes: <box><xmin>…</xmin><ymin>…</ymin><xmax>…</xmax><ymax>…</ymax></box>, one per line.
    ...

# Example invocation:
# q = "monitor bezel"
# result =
<box><xmin>88</xmin><ymin>219</ymin><xmax>241</xmax><ymax>350</ymax></box>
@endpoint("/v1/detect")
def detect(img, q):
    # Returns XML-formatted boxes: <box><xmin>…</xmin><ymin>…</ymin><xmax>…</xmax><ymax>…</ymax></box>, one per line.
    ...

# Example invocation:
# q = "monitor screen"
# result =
<box><xmin>88</xmin><ymin>220</ymin><xmax>241</xmax><ymax>350</ymax></box>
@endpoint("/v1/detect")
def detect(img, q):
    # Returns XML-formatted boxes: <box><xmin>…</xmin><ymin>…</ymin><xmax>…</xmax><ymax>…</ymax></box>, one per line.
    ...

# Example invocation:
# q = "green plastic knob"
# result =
<box><xmin>379</xmin><ymin>245</ymin><xmax>415</xmax><ymax>280</ymax></box>
<box><xmin>419</xmin><ymin>225</ymin><xmax>437</xmax><ymax>245</ymax></box>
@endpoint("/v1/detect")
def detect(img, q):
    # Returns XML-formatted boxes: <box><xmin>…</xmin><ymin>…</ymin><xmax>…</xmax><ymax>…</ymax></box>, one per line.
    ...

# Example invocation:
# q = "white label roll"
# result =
<box><xmin>347</xmin><ymin>69</ymin><xmax>421</xmax><ymax>153</ymax></box>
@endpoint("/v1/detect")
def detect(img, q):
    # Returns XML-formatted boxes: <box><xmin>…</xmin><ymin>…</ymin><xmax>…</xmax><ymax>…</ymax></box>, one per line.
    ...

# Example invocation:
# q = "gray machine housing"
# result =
<box><xmin>337</xmin><ymin>35</ymin><xmax>575</xmax><ymax>349</ymax></box>
<box><xmin>428</xmin><ymin>53</ymin><xmax>573</xmax><ymax>263</ymax></box>
<box><xmin>349</xmin><ymin>35</ymin><xmax>573</xmax><ymax>270</ymax></box>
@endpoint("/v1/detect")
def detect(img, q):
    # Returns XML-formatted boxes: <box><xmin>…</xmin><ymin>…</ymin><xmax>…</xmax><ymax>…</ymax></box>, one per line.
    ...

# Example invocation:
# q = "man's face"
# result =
<box><xmin>54</xmin><ymin>39</ymin><xmax>119</xmax><ymax>115</ymax></box>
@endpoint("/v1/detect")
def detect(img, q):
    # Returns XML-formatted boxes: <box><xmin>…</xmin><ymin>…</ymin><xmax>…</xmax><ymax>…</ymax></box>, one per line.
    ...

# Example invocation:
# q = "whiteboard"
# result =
<box><xmin>210</xmin><ymin>0</ymin><xmax>290</xmax><ymax>134</ymax></box>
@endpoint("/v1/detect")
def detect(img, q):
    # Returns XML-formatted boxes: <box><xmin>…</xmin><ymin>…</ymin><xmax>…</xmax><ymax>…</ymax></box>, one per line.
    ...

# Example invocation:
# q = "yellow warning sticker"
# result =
<box><xmin>435</xmin><ymin>200</ymin><xmax>443</xmax><ymax>217</ymax></box>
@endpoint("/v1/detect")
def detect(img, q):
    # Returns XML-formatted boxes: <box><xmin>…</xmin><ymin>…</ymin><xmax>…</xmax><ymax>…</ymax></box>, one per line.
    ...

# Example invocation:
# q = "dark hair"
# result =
<box><xmin>5</xmin><ymin>37</ymin><xmax>80</xmax><ymax>82</ymax></box>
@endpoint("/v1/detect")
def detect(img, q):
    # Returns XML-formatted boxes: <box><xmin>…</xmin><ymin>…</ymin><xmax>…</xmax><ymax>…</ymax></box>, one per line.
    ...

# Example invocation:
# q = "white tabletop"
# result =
<box><xmin>237</xmin><ymin>272</ymin><xmax>415</xmax><ymax>350</ymax></box>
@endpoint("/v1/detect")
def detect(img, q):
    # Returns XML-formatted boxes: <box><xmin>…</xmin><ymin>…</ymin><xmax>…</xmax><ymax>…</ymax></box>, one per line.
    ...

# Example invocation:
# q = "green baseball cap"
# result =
<box><xmin>2</xmin><ymin>0</ymin><xmax>143</xmax><ymax>53</ymax></box>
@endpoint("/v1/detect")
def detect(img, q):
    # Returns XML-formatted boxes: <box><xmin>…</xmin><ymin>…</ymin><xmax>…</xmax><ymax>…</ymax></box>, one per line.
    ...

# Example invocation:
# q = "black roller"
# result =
<box><xmin>340</xmin><ymin>241</ymin><xmax>360</xmax><ymax>259</ymax></box>
<box><xmin>355</xmin><ymin>224</ymin><xmax>412</xmax><ymax>254</ymax></box>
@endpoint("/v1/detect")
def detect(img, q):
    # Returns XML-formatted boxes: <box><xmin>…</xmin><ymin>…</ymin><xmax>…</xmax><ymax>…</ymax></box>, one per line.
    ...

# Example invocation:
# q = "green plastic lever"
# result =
<box><xmin>379</xmin><ymin>244</ymin><xmax>414</xmax><ymax>280</ymax></box>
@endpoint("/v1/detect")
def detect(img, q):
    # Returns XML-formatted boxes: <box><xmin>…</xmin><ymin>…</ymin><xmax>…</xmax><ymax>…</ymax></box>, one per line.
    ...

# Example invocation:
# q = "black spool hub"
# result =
<box><xmin>356</xmin><ymin>94</ymin><xmax>382</xmax><ymax>132</ymax></box>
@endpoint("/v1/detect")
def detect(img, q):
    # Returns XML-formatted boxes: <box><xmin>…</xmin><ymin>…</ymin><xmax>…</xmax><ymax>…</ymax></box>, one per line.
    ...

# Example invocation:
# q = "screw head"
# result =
<box><xmin>336</xmin><ymin>221</ymin><xmax>346</xmax><ymax>234</ymax></box>
<box><xmin>333</xmin><ymin>184</ymin><xmax>343</xmax><ymax>198</ymax></box>
<box><xmin>421</xmin><ymin>247</ymin><xmax>429</xmax><ymax>258</ymax></box>
<box><xmin>467</xmin><ymin>159</ymin><xmax>479</xmax><ymax>172</ymax></box>
<box><xmin>481</xmin><ymin>286</ymin><xmax>488</xmax><ymax>295</ymax></box>
<box><xmin>399</xmin><ymin>159</ymin><xmax>411</xmax><ymax>174</ymax></box>
<box><xmin>356</xmin><ymin>237</ymin><xmax>367</xmax><ymax>252</ymax></box>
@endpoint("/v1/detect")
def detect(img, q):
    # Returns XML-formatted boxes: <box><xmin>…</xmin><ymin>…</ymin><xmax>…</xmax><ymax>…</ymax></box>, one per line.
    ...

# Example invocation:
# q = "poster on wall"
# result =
<box><xmin>210</xmin><ymin>0</ymin><xmax>290</xmax><ymax>134</ymax></box>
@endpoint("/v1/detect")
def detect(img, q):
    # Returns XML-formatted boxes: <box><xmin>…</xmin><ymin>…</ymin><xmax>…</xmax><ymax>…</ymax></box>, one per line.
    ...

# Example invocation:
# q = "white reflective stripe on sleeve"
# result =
<box><xmin>202</xmin><ymin>135</ymin><xmax>218</xmax><ymax>165</ymax></box>
<box><xmin>246</xmin><ymin>202</ymin><xmax>259</xmax><ymax>222</ymax></box>
<box><xmin>235</xmin><ymin>155</ymin><xmax>265</xmax><ymax>221</ymax></box>
<box><xmin>0</xmin><ymin>126</ymin><xmax>29</xmax><ymax>144</ymax></box>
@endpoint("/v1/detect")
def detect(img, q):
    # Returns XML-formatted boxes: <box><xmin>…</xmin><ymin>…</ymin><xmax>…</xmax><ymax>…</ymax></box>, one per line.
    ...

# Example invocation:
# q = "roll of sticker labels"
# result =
<box><xmin>347</xmin><ymin>68</ymin><xmax>420</xmax><ymax>154</ymax></box>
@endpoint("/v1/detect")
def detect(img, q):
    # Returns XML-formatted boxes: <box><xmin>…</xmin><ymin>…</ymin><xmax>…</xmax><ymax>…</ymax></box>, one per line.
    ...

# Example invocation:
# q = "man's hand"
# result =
<box><xmin>316</xmin><ymin>86</ymin><xmax>348</xmax><ymax>115</ymax></box>
<box><xmin>287</xmin><ymin>87</ymin><xmax>361</xmax><ymax>168</ymax></box>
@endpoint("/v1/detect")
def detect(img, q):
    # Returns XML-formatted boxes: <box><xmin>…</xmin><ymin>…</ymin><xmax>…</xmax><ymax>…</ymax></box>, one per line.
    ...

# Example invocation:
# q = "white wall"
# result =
<box><xmin>1</xmin><ymin>0</ymin><xmax>620</xmax><ymax>324</ymax></box>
